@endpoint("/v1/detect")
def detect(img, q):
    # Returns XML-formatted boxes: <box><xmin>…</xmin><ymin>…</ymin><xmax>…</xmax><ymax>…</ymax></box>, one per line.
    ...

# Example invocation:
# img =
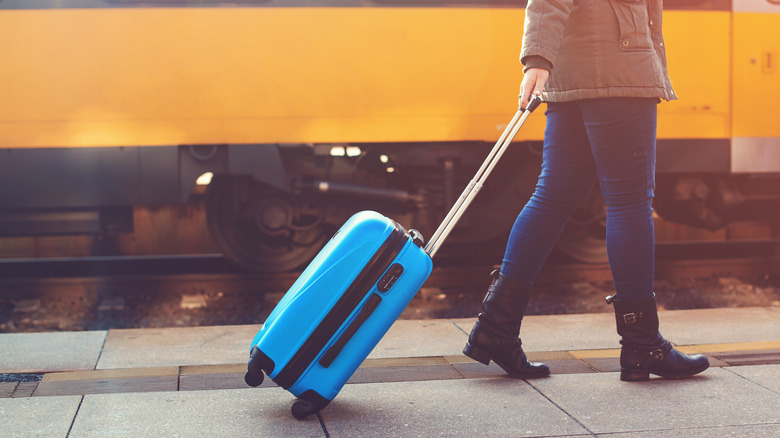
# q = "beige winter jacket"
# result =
<box><xmin>521</xmin><ymin>0</ymin><xmax>677</xmax><ymax>102</ymax></box>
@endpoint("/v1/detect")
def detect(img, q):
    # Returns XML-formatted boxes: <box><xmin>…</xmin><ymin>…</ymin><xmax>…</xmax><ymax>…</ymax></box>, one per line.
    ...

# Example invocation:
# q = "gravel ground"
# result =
<box><xmin>2</xmin><ymin>271</ymin><xmax>778</xmax><ymax>333</ymax></box>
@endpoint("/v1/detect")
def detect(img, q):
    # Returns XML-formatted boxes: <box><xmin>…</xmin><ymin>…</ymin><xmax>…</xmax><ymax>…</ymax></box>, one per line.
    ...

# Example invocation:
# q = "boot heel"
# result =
<box><xmin>620</xmin><ymin>369</ymin><xmax>650</xmax><ymax>381</ymax></box>
<box><xmin>463</xmin><ymin>343</ymin><xmax>492</xmax><ymax>365</ymax></box>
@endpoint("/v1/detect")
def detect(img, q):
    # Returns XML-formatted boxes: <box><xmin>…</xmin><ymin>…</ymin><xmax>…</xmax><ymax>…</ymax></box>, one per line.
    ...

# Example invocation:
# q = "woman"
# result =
<box><xmin>463</xmin><ymin>0</ymin><xmax>709</xmax><ymax>381</ymax></box>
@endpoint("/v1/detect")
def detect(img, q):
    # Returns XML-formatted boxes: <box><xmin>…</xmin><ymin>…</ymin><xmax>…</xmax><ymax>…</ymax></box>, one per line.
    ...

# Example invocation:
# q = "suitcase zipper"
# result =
<box><xmin>273</xmin><ymin>222</ymin><xmax>408</xmax><ymax>389</ymax></box>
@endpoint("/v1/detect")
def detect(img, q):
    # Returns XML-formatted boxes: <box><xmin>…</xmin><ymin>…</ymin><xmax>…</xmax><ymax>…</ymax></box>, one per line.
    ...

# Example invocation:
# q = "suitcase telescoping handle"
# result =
<box><xmin>424</xmin><ymin>94</ymin><xmax>543</xmax><ymax>258</ymax></box>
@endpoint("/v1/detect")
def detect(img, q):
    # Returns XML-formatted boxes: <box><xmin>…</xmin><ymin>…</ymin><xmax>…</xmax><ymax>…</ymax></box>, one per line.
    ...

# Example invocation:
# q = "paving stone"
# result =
<box><xmin>348</xmin><ymin>363</ymin><xmax>462</xmax><ymax>385</ymax></box>
<box><xmin>35</xmin><ymin>367</ymin><xmax>178</xmax><ymax>397</ymax></box>
<box><xmin>179</xmin><ymin>373</ymin><xmax>248</xmax><ymax>391</ymax></box>
<box><xmin>657</xmin><ymin>307</ymin><xmax>780</xmax><ymax>345</ymax></box>
<box><xmin>96</xmin><ymin>325</ymin><xmax>260</xmax><ymax>369</ymax></box>
<box><xmin>726</xmin><ymin>363</ymin><xmax>780</xmax><ymax>394</ymax></box>
<box><xmin>600</xmin><ymin>424</ymin><xmax>780</xmax><ymax>437</ymax></box>
<box><xmin>369</xmin><ymin>319</ymin><xmax>467</xmax><ymax>359</ymax></box>
<box><xmin>179</xmin><ymin>364</ymin><xmax>270</xmax><ymax>391</ymax></box>
<box><xmin>179</xmin><ymin>372</ymin><xmax>250</xmax><ymax>391</ymax></box>
<box><xmin>12</xmin><ymin>381</ymin><xmax>39</xmax><ymax>398</ymax></box>
<box><xmin>363</xmin><ymin>356</ymin><xmax>450</xmax><ymax>368</ymax></box>
<box><xmin>321</xmin><ymin>378</ymin><xmax>591</xmax><ymax>437</ymax></box>
<box><xmin>697</xmin><ymin>353</ymin><xmax>731</xmax><ymax>368</ymax></box>
<box><xmin>0</xmin><ymin>331</ymin><xmax>106</xmax><ymax>373</ymax></box>
<box><xmin>0</xmin><ymin>382</ymin><xmax>16</xmax><ymax>398</ymax></box>
<box><xmin>0</xmin><ymin>395</ymin><xmax>81</xmax><ymax>437</ymax></box>
<box><xmin>547</xmin><ymin>359</ymin><xmax>598</xmax><ymax>374</ymax></box>
<box><xmin>579</xmin><ymin>357</ymin><xmax>621</xmax><ymax>373</ymax></box>
<box><xmin>450</xmin><ymin>353</ymin><xmax>596</xmax><ymax>378</ymax></box>
<box><xmin>451</xmin><ymin>360</ymin><xmax>511</xmax><ymax>380</ymax></box>
<box><xmin>710</xmin><ymin>348</ymin><xmax>780</xmax><ymax>366</ymax></box>
<box><xmin>68</xmin><ymin>388</ymin><xmax>324</xmax><ymax>437</ymax></box>
<box><xmin>528</xmin><ymin>368</ymin><xmax>780</xmax><ymax>435</ymax></box>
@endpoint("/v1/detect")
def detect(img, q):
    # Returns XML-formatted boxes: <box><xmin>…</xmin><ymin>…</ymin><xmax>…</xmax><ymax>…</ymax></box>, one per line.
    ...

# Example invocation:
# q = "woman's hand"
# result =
<box><xmin>519</xmin><ymin>68</ymin><xmax>550</xmax><ymax>109</ymax></box>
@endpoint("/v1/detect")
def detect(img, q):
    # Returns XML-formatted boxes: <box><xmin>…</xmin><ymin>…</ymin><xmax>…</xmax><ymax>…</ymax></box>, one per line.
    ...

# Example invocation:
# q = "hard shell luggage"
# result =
<box><xmin>244</xmin><ymin>95</ymin><xmax>542</xmax><ymax>420</ymax></box>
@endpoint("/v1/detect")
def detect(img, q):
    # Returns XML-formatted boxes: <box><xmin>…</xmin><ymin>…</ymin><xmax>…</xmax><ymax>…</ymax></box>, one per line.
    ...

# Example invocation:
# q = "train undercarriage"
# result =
<box><xmin>202</xmin><ymin>141</ymin><xmax>544</xmax><ymax>271</ymax></box>
<box><xmin>204</xmin><ymin>142</ymin><xmax>780</xmax><ymax>271</ymax></box>
<box><xmin>3</xmin><ymin>142</ymin><xmax>777</xmax><ymax>273</ymax></box>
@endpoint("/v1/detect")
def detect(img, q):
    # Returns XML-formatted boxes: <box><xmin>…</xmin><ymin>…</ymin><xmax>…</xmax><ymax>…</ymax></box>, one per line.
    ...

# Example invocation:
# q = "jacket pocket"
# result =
<box><xmin>609</xmin><ymin>0</ymin><xmax>653</xmax><ymax>52</ymax></box>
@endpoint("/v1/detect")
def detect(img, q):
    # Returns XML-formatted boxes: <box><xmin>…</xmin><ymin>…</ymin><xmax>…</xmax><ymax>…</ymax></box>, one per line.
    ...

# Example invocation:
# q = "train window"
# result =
<box><xmin>662</xmin><ymin>0</ymin><xmax>730</xmax><ymax>10</ymax></box>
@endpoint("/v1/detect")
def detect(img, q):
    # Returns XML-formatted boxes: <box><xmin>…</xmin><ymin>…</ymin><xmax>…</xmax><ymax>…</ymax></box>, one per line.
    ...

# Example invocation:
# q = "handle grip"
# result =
<box><xmin>521</xmin><ymin>94</ymin><xmax>543</xmax><ymax>113</ymax></box>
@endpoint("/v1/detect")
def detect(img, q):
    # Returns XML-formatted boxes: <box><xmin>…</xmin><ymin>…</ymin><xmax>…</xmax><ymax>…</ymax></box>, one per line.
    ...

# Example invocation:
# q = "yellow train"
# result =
<box><xmin>1</xmin><ymin>0</ymin><xmax>778</xmax><ymax>272</ymax></box>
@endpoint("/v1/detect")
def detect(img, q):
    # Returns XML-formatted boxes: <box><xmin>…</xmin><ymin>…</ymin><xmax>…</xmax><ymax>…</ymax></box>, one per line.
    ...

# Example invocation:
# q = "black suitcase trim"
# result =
<box><xmin>318</xmin><ymin>292</ymin><xmax>383</xmax><ymax>368</ymax></box>
<box><xmin>273</xmin><ymin>222</ymin><xmax>409</xmax><ymax>390</ymax></box>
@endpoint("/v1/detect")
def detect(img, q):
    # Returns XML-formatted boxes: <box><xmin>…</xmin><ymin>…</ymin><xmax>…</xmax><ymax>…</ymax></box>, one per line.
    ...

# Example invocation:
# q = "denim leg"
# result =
<box><xmin>501</xmin><ymin>101</ymin><xmax>598</xmax><ymax>286</ymax></box>
<box><xmin>579</xmin><ymin>98</ymin><xmax>658</xmax><ymax>301</ymax></box>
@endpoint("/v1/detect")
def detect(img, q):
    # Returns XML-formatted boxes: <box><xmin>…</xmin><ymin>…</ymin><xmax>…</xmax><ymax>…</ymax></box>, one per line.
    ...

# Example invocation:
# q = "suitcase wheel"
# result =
<box><xmin>291</xmin><ymin>399</ymin><xmax>319</xmax><ymax>420</ymax></box>
<box><xmin>291</xmin><ymin>390</ymin><xmax>330</xmax><ymax>420</ymax></box>
<box><xmin>244</xmin><ymin>370</ymin><xmax>264</xmax><ymax>387</ymax></box>
<box><xmin>245</xmin><ymin>346</ymin><xmax>273</xmax><ymax>387</ymax></box>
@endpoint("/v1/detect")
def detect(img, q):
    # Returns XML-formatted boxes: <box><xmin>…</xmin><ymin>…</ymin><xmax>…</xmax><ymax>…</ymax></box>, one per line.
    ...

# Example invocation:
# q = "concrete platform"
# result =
<box><xmin>529</xmin><ymin>367</ymin><xmax>780</xmax><ymax>435</ymax></box>
<box><xmin>0</xmin><ymin>331</ymin><xmax>106</xmax><ymax>373</ymax></box>
<box><xmin>69</xmin><ymin>388</ymin><xmax>323</xmax><ymax>437</ymax></box>
<box><xmin>95</xmin><ymin>324</ymin><xmax>261</xmax><ymax>369</ymax></box>
<box><xmin>1</xmin><ymin>306</ymin><xmax>778</xmax><ymax>437</ymax></box>
<box><xmin>0</xmin><ymin>396</ymin><xmax>81</xmax><ymax>438</ymax></box>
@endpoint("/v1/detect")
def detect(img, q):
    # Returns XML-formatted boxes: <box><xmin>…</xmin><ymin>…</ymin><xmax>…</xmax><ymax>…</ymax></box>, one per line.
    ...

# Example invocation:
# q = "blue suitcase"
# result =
<box><xmin>244</xmin><ymin>96</ymin><xmax>542</xmax><ymax>420</ymax></box>
<box><xmin>245</xmin><ymin>211</ymin><xmax>432</xmax><ymax>419</ymax></box>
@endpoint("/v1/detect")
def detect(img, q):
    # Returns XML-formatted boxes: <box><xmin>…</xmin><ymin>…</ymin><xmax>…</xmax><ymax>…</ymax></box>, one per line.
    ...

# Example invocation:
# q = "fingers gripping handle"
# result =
<box><xmin>424</xmin><ymin>95</ymin><xmax>542</xmax><ymax>257</ymax></box>
<box><xmin>521</xmin><ymin>94</ymin><xmax>542</xmax><ymax>113</ymax></box>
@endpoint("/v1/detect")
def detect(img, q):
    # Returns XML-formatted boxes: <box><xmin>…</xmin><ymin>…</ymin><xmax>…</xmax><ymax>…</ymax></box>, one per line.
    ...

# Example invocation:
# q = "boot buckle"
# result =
<box><xmin>649</xmin><ymin>349</ymin><xmax>664</xmax><ymax>360</ymax></box>
<box><xmin>623</xmin><ymin>313</ymin><xmax>639</xmax><ymax>324</ymax></box>
<box><xmin>489</xmin><ymin>269</ymin><xmax>501</xmax><ymax>283</ymax></box>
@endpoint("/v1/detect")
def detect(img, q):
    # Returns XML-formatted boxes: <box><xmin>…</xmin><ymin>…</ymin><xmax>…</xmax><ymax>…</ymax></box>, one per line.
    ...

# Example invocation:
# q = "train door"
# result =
<box><xmin>731</xmin><ymin>0</ymin><xmax>780</xmax><ymax>173</ymax></box>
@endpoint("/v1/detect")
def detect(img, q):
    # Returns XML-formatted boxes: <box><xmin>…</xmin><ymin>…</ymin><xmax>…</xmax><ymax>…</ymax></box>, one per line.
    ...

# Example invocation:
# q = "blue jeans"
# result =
<box><xmin>501</xmin><ymin>98</ymin><xmax>657</xmax><ymax>302</ymax></box>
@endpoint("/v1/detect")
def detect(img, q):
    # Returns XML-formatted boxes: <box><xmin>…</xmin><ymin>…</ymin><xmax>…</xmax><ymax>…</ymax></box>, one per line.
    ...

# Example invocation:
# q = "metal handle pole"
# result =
<box><xmin>425</xmin><ymin>95</ymin><xmax>541</xmax><ymax>257</ymax></box>
<box><xmin>424</xmin><ymin>109</ymin><xmax>522</xmax><ymax>254</ymax></box>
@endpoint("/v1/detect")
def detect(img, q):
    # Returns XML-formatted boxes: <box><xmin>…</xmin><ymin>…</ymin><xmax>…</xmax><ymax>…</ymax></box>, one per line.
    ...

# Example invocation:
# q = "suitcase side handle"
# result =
<box><xmin>318</xmin><ymin>293</ymin><xmax>383</xmax><ymax>368</ymax></box>
<box><xmin>425</xmin><ymin>95</ymin><xmax>542</xmax><ymax>257</ymax></box>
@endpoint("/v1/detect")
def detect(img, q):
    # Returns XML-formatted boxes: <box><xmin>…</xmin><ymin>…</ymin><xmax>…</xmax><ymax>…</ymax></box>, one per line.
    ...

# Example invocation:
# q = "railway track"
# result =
<box><xmin>1</xmin><ymin>239</ymin><xmax>778</xmax><ymax>279</ymax></box>
<box><xmin>1</xmin><ymin>240</ymin><xmax>779</xmax><ymax>333</ymax></box>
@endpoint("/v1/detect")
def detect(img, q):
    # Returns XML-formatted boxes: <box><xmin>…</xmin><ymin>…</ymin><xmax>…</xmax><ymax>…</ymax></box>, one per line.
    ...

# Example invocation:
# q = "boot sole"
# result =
<box><xmin>463</xmin><ymin>343</ymin><xmax>550</xmax><ymax>379</ymax></box>
<box><xmin>620</xmin><ymin>361</ymin><xmax>710</xmax><ymax>381</ymax></box>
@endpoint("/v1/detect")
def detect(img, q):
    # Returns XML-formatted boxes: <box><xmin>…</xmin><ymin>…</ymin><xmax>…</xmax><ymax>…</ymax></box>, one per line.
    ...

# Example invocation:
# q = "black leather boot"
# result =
<box><xmin>607</xmin><ymin>294</ymin><xmax>709</xmax><ymax>381</ymax></box>
<box><xmin>463</xmin><ymin>270</ymin><xmax>550</xmax><ymax>378</ymax></box>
